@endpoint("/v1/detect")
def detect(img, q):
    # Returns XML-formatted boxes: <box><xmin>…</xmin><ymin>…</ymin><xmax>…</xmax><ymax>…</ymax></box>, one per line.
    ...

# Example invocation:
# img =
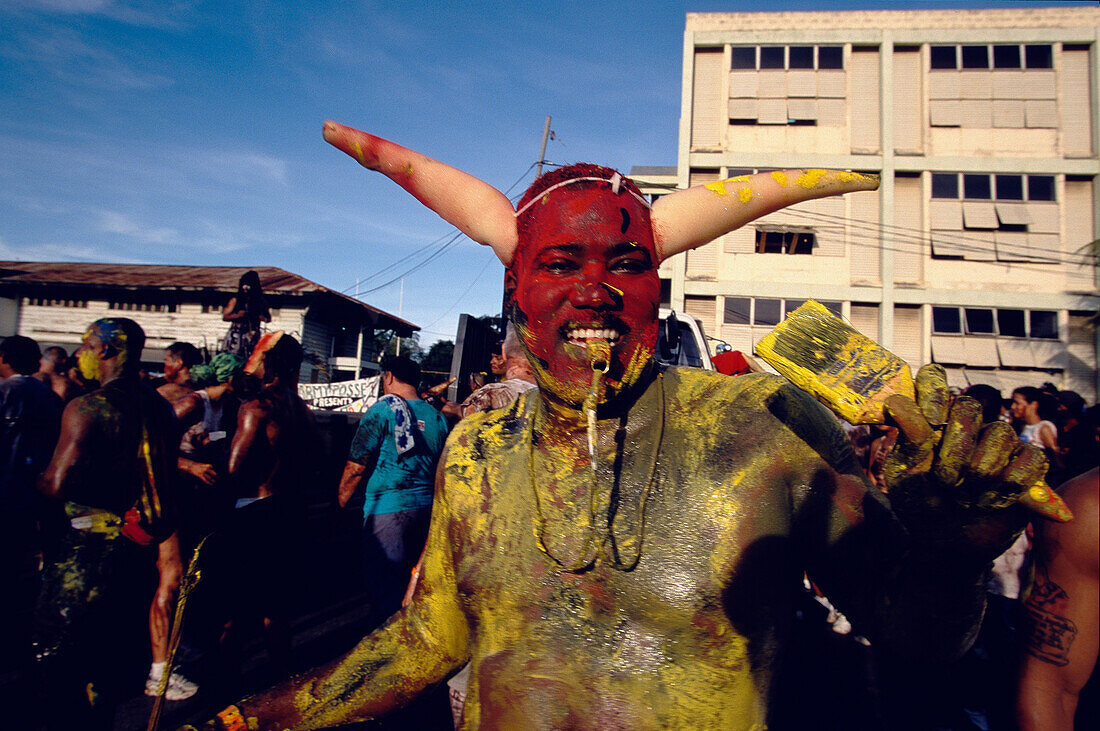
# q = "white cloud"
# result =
<box><xmin>3</xmin><ymin>25</ymin><xmax>172</xmax><ymax>91</ymax></box>
<box><xmin>9</xmin><ymin>1</ymin><xmax>196</xmax><ymax>30</ymax></box>
<box><xmin>95</xmin><ymin>210</ymin><xmax>177</xmax><ymax>244</ymax></box>
<box><xmin>0</xmin><ymin>235</ymin><xmax>147</xmax><ymax>263</ymax></box>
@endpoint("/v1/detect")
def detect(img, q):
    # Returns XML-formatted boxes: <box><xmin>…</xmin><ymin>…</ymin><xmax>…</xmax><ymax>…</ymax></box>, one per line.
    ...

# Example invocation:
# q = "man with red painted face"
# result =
<box><xmin>196</xmin><ymin>124</ymin><xmax>1044</xmax><ymax>731</ymax></box>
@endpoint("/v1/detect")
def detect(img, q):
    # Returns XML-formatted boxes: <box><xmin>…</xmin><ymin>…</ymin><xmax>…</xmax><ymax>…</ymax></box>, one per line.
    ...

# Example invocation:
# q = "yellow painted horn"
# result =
<box><xmin>651</xmin><ymin>169</ymin><xmax>880</xmax><ymax>262</ymax></box>
<box><xmin>323</xmin><ymin>121</ymin><xmax>520</xmax><ymax>266</ymax></box>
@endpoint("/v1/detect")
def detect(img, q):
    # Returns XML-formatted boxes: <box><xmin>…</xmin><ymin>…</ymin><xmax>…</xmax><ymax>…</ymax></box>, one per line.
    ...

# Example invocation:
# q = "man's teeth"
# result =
<box><xmin>567</xmin><ymin>328</ymin><xmax>620</xmax><ymax>344</ymax></box>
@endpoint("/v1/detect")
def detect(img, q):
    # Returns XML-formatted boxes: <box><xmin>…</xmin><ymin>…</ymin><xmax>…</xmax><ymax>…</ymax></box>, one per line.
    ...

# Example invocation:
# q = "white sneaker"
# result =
<box><xmin>145</xmin><ymin>670</ymin><xmax>199</xmax><ymax>701</ymax></box>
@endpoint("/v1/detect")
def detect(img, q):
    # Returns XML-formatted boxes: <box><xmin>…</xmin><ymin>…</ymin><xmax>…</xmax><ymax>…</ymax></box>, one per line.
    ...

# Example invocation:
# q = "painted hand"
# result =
<box><xmin>881</xmin><ymin>364</ymin><xmax>1045</xmax><ymax>570</ymax></box>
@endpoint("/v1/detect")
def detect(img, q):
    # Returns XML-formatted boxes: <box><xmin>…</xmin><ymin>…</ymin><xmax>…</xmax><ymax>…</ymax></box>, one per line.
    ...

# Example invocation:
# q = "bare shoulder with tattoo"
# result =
<box><xmin>1018</xmin><ymin>467</ymin><xmax>1099</xmax><ymax>730</ymax></box>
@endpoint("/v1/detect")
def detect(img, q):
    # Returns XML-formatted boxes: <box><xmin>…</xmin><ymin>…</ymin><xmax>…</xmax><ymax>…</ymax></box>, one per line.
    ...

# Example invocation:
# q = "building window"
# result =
<box><xmin>961</xmin><ymin>45</ymin><xmax>989</xmax><ymax>69</ymax></box>
<box><xmin>998</xmin><ymin>309</ymin><xmax>1026</xmax><ymax>338</ymax></box>
<box><xmin>931</xmin><ymin>44</ymin><xmax>1053</xmax><ymax>71</ymax></box>
<box><xmin>1024</xmin><ymin>44</ymin><xmax>1053</xmax><ymax>69</ymax></box>
<box><xmin>730</xmin><ymin>46</ymin><xmax>755</xmax><ymax>70</ymax></box>
<box><xmin>931</xmin><ymin>173</ymin><xmax>1056</xmax><ymax>202</ymax></box>
<box><xmin>932</xmin><ymin>307</ymin><xmax>962</xmax><ymax>334</ymax></box>
<box><xmin>1030</xmin><ymin>310</ymin><xmax>1058</xmax><ymax>339</ymax></box>
<box><xmin>1028</xmin><ymin>176</ymin><xmax>1055</xmax><ymax>202</ymax></box>
<box><xmin>107</xmin><ymin>301</ymin><xmax>178</xmax><ymax>313</ymax></box>
<box><xmin>724</xmin><ymin>297</ymin><xmax>839</xmax><ymax>326</ymax></box>
<box><xmin>754</xmin><ymin>227</ymin><xmax>816</xmax><ymax>254</ymax></box>
<box><xmin>965</xmin><ymin>308</ymin><xmax>996</xmax><ymax>334</ymax></box>
<box><xmin>994</xmin><ymin>175</ymin><xmax>1024</xmax><ymax>201</ymax></box>
<box><xmin>931</xmin><ymin>173</ymin><xmax>959</xmax><ymax>199</ymax></box>
<box><xmin>729</xmin><ymin>44</ymin><xmax>845</xmax><ymax>71</ymax></box>
<box><xmin>963</xmin><ymin>174</ymin><xmax>992</xmax><ymax>200</ymax></box>
<box><xmin>25</xmin><ymin>297</ymin><xmax>88</xmax><ymax>308</ymax></box>
<box><xmin>755</xmin><ymin>299</ymin><xmax>782</xmax><ymax>326</ymax></box>
<box><xmin>934</xmin><ymin>306</ymin><xmax>1058</xmax><ymax>340</ymax></box>
<box><xmin>760</xmin><ymin>46</ymin><xmax>784</xmax><ymax>69</ymax></box>
<box><xmin>930</xmin><ymin>46</ymin><xmax>958</xmax><ymax>69</ymax></box>
<box><xmin>993</xmin><ymin>45</ymin><xmax>1021</xmax><ymax>69</ymax></box>
<box><xmin>817</xmin><ymin>46</ymin><xmax>843</xmax><ymax>69</ymax></box>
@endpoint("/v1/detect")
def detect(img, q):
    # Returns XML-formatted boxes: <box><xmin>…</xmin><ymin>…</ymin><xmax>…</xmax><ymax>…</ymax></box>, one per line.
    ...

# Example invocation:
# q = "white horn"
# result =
<box><xmin>323</xmin><ymin>120</ymin><xmax>520</xmax><ymax>266</ymax></box>
<box><xmin>651</xmin><ymin>169</ymin><xmax>879</xmax><ymax>262</ymax></box>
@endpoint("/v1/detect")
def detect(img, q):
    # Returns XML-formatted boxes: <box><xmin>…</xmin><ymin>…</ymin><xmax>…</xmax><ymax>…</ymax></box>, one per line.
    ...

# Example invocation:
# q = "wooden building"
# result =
<box><xmin>0</xmin><ymin>261</ymin><xmax>416</xmax><ymax>383</ymax></box>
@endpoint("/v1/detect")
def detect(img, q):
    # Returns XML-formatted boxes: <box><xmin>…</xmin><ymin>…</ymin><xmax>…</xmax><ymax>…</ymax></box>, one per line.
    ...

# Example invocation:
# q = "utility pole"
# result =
<box><xmin>395</xmin><ymin>277</ymin><xmax>404</xmax><ymax>356</ymax></box>
<box><xmin>535</xmin><ymin>115</ymin><xmax>552</xmax><ymax>178</ymax></box>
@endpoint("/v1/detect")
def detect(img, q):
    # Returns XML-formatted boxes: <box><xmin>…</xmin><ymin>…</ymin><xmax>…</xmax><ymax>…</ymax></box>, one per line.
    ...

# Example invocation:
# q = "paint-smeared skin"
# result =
<box><xmin>237</xmin><ymin>369</ymin><xmax>903</xmax><ymax>730</ymax></box>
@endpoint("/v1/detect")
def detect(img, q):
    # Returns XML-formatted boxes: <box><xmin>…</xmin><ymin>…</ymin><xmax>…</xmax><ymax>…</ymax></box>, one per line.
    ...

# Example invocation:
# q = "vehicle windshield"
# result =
<box><xmin>655</xmin><ymin>319</ymin><xmax>706</xmax><ymax>368</ymax></box>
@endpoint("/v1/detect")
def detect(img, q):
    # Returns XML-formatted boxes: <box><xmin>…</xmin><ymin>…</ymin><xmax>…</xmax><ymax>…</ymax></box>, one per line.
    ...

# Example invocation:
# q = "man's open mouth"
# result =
<box><xmin>564</xmin><ymin>326</ymin><xmax>622</xmax><ymax>347</ymax></box>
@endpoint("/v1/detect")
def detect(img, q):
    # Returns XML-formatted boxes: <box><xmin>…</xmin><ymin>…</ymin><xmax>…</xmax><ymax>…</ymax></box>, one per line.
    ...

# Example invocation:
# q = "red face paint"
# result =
<box><xmin>511</xmin><ymin>186</ymin><xmax>659</xmax><ymax>407</ymax></box>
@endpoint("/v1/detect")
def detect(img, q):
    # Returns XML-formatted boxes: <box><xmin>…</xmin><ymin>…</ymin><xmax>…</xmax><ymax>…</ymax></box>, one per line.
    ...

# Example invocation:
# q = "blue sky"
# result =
<box><xmin>1</xmin><ymin>1</ymin><xmax>1092</xmax><ymax>346</ymax></box>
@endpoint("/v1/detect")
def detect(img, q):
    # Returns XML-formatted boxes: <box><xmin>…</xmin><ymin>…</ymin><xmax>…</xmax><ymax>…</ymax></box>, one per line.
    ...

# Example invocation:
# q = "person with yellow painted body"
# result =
<box><xmin>194</xmin><ymin>124</ymin><xmax>1043</xmax><ymax>731</ymax></box>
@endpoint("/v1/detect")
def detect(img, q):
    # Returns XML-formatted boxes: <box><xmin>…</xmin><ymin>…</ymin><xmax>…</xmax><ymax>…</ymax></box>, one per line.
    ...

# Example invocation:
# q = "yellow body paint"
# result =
<box><xmin>795</xmin><ymin>169</ymin><xmax>828</xmax><ymax>189</ymax></box>
<box><xmin>770</xmin><ymin>171</ymin><xmax>789</xmax><ymax>186</ymax></box>
<box><xmin>756</xmin><ymin>300</ymin><xmax>914</xmax><ymax>424</ymax></box>
<box><xmin>705</xmin><ymin>177</ymin><xmax>755</xmax><ymax>204</ymax></box>
<box><xmin>757</xmin><ymin>301</ymin><xmax>1073</xmax><ymax>523</ymax></box>
<box><xmin>1021</xmin><ymin>481</ymin><xmax>1074</xmax><ymax>522</ymax></box>
<box><xmin>256</xmin><ymin>368</ymin><xmax>886</xmax><ymax>730</ymax></box>
<box><xmin>351</xmin><ymin>140</ymin><xmax>366</xmax><ymax>166</ymax></box>
<box><xmin>704</xmin><ymin>180</ymin><xmax>728</xmax><ymax>197</ymax></box>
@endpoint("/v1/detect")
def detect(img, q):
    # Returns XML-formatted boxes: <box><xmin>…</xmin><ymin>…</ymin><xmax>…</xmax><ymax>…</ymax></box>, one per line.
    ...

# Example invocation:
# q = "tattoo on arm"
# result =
<box><xmin>1023</xmin><ymin>577</ymin><xmax>1078</xmax><ymax>667</ymax></box>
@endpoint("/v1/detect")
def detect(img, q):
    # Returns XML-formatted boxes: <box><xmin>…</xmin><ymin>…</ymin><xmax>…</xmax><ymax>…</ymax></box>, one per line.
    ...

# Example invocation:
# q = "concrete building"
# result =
<box><xmin>647</xmin><ymin>6</ymin><xmax>1100</xmax><ymax>400</ymax></box>
<box><xmin>0</xmin><ymin>261</ymin><xmax>417</xmax><ymax>383</ymax></box>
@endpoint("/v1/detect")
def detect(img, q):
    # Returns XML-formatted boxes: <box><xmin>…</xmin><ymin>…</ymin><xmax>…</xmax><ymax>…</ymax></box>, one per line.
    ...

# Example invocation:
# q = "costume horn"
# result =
<box><xmin>323</xmin><ymin>121</ymin><xmax>520</xmax><ymax>266</ymax></box>
<box><xmin>651</xmin><ymin>169</ymin><xmax>879</xmax><ymax>262</ymax></box>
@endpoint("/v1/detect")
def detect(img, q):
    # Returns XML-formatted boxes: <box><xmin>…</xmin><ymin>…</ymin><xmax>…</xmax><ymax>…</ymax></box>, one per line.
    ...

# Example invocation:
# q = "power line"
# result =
<box><xmin>339</xmin><ymin>162</ymin><xmax>540</xmax><ymax>298</ymax></box>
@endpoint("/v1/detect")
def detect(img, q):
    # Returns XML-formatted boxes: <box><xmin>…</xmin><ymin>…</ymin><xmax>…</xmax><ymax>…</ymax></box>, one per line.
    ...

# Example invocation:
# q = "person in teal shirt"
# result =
<box><xmin>338</xmin><ymin>355</ymin><xmax>449</xmax><ymax>627</ymax></box>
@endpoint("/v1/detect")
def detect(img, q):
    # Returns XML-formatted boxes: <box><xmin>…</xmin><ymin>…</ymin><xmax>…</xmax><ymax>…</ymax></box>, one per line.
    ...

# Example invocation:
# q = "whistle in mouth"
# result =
<box><xmin>586</xmin><ymin>338</ymin><xmax>611</xmax><ymax>373</ymax></box>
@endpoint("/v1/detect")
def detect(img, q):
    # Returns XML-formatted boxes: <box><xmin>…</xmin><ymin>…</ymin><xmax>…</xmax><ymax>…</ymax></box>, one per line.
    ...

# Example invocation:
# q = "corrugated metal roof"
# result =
<box><xmin>0</xmin><ymin>261</ymin><xmax>418</xmax><ymax>331</ymax></box>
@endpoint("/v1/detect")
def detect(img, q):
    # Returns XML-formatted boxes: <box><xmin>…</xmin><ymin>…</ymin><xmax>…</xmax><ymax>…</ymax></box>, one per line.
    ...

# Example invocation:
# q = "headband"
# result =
<box><xmin>513</xmin><ymin>173</ymin><xmax>652</xmax><ymax>218</ymax></box>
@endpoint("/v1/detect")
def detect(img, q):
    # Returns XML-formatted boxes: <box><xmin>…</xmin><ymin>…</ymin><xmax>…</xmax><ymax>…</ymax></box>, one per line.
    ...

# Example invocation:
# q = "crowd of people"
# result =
<box><xmin>1</xmin><ymin>302</ymin><xmax>1098</xmax><ymax>731</ymax></box>
<box><xmin>0</xmin><ymin>288</ymin><xmax>548</xmax><ymax>730</ymax></box>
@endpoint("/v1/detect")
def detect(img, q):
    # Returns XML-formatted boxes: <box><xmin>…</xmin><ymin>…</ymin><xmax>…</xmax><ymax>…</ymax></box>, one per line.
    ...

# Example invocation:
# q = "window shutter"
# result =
<box><xmin>960</xmin><ymin>100</ymin><xmax>993</xmax><ymax>128</ymax></box>
<box><xmin>892</xmin><ymin>176</ymin><xmax>923</xmax><ymax>284</ymax></box>
<box><xmin>683</xmin><ymin>295</ymin><xmax>717</xmax><ymax>337</ymax></box>
<box><xmin>1062</xmin><ymin>49</ymin><xmax>1092</xmax><ymax>155</ymax></box>
<box><xmin>1022</xmin><ymin>70</ymin><xmax>1056</xmax><ymax>100</ymax></box>
<box><xmin>849</xmin><ymin>48</ymin><xmax>880</xmax><ymax>153</ymax></box>
<box><xmin>816</xmin><ymin>70</ymin><xmax>846</xmax><ymax>98</ymax></box>
<box><xmin>729</xmin><ymin>71</ymin><xmax>758</xmax><ymax>98</ymax></box>
<box><xmin>892</xmin><ymin>305</ymin><xmax>923</xmax><ymax>369</ymax></box>
<box><xmin>758</xmin><ymin>70</ymin><xmax>787</xmax><ymax>97</ymax></box>
<box><xmin>691</xmin><ymin>49</ymin><xmax>724</xmax><ymax>150</ymax></box>
<box><xmin>929</xmin><ymin>99</ymin><xmax>961</xmax><ymax>127</ymax></box>
<box><xmin>959</xmin><ymin>71</ymin><xmax>993</xmax><ymax>99</ymax></box>
<box><xmin>892</xmin><ymin>48</ymin><xmax>922</xmax><ymax>152</ymax></box>
<box><xmin>1025</xmin><ymin>100</ymin><xmax>1058</xmax><ymax>128</ymax></box>
<box><xmin>1067</xmin><ymin>313</ymin><xmax>1097</xmax><ymax>402</ymax></box>
<box><xmin>849</xmin><ymin>303</ymin><xmax>880</xmax><ymax>341</ymax></box>
<box><xmin>787</xmin><ymin>70</ymin><xmax>816</xmax><ymax>97</ymax></box>
<box><xmin>992</xmin><ymin>100</ymin><xmax>1025</xmax><ymax>128</ymax></box>
<box><xmin>1064</xmin><ymin>178</ymin><xmax>1095</xmax><ymax>290</ymax></box>
<box><xmin>849</xmin><ymin>184</ymin><xmax>880</xmax><ymax>284</ymax></box>
<box><xmin>928</xmin><ymin>71</ymin><xmax>960</xmax><ymax>99</ymax></box>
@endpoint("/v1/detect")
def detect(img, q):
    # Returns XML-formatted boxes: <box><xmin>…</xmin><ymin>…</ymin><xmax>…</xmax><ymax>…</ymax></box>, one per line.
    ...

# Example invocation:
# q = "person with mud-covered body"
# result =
<box><xmin>201</xmin><ymin>123</ymin><xmax>1045</xmax><ymax>731</ymax></box>
<box><xmin>36</xmin><ymin>318</ymin><xmax>178</xmax><ymax>730</ymax></box>
<box><xmin>204</xmin><ymin>333</ymin><xmax>315</xmax><ymax>680</ymax></box>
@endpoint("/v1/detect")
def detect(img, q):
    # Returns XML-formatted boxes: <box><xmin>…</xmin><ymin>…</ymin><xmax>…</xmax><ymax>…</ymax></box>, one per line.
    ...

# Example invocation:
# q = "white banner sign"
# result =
<box><xmin>298</xmin><ymin>376</ymin><xmax>381</xmax><ymax>412</ymax></box>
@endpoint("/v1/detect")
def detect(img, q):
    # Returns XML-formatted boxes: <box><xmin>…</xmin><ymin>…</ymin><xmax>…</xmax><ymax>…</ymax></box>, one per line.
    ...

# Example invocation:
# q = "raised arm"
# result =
<box><xmin>803</xmin><ymin>366</ymin><xmax>1044</xmax><ymax>662</ymax></box>
<box><xmin>215</xmin><ymin>451</ymin><xmax>470</xmax><ymax>730</ymax></box>
<box><xmin>1018</xmin><ymin>468</ymin><xmax>1099</xmax><ymax>730</ymax></box>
